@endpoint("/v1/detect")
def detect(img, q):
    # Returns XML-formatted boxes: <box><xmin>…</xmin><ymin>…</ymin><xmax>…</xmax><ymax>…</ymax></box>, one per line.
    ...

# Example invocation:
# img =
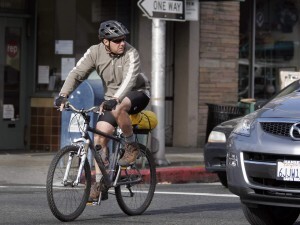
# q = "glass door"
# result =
<box><xmin>0</xmin><ymin>18</ymin><xmax>27</xmax><ymax>149</ymax></box>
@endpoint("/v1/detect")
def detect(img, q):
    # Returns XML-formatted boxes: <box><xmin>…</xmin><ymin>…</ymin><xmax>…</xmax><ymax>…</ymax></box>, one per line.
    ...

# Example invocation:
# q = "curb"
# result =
<box><xmin>153</xmin><ymin>166</ymin><xmax>219</xmax><ymax>184</ymax></box>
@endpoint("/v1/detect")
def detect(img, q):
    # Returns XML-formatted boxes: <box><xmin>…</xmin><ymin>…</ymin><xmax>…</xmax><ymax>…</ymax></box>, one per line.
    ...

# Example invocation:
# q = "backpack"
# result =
<box><xmin>129</xmin><ymin>110</ymin><xmax>158</xmax><ymax>130</ymax></box>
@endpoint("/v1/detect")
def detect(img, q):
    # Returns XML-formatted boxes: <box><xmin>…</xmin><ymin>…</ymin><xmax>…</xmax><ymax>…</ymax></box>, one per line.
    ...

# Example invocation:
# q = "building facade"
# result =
<box><xmin>1</xmin><ymin>0</ymin><xmax>296</xmax><ymax>151</ymax></box>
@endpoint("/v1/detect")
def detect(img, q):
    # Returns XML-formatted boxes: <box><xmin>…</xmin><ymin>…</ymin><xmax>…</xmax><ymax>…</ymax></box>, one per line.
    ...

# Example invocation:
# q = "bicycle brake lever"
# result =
<box><xmin>93</xmin><ymin>106</ymin><xmax>101</xmax><ymax>113</ymax></box>
<box><xmin>63</xmin><ymin>102</ymin><xmax>71</xmax><ymax>111</ymax></box>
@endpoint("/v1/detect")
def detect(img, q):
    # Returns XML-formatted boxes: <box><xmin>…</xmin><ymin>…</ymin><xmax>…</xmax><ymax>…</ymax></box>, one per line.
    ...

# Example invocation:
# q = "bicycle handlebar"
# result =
<box><xmin>65</xmin><ymin>101</ymin><xmax>99</xmax><ymax>114</ymax></box>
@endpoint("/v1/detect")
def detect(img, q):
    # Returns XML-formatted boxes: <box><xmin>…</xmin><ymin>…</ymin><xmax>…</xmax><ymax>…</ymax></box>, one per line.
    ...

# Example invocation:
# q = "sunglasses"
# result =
<box><xmin>110</xmin><ymin>37</ymin><xmax>126</xmax><ymax>44</ymax></box>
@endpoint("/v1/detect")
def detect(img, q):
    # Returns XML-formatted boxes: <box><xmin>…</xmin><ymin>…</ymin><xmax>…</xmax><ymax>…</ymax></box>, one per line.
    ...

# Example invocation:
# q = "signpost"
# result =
<box><xmin>138</xmin><ymin>0</ymin><xmax>185</xmax><ymax>21</ymax></box>
<box><xmin>137</xmin><ymin>0</ymin><xmax>190</xmax><ymax>165</ymax></box>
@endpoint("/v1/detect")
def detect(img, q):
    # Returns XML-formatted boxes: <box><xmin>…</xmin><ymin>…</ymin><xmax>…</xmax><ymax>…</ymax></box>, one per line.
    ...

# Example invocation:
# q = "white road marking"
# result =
<box><xmin>0</xmin><ymin>185</ymin><xmax>237</xmax><ymax>198</ymax></box>
<box><xmin>154</xmin><ymin>191</ymin><xmax>237</xmax><ymax>198</ymax></box>
<box><xmin>0</xmin><ymin>185</ymin><xmax>45</xmax><ymax>189</ymax></box>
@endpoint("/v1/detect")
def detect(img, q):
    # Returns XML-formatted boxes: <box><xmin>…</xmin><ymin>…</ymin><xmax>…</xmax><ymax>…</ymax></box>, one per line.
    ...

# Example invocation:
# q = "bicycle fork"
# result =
<box><xmin>63</xmin><ymin>139</ymin><xmax>89</xmax><ymax>187</ymax></box>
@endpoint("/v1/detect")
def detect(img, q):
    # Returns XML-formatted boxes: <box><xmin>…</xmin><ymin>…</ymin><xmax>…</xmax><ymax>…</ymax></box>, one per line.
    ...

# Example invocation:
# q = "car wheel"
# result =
<box><xmin>217</xmin><ymin>172</ymin><xmax>228</xmax><ymax>188</ymax></box>
<box><xmin>241</xmin><ymin>203</ymin><xmax>300</xmax><ymax>225</ymax></box>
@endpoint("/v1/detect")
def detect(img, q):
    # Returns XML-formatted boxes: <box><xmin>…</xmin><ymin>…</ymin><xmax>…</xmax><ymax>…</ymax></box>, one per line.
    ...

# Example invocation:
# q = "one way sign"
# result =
<box><xmin>138</xmin><ymin>0</ymin><xmax>185</xmax><ymax>21</ymax></box>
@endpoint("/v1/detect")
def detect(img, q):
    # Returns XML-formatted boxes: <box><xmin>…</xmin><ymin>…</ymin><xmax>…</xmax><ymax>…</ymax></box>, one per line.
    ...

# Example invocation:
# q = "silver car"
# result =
<box><xmin>205</xmin><ymin>80</ymin><xmax>300</xmax><ymax>189</ymax></box>
<box><xmin>227</xmin><ymin>83</ymin><xmax>300</xmax><ymax>225</ymax></box>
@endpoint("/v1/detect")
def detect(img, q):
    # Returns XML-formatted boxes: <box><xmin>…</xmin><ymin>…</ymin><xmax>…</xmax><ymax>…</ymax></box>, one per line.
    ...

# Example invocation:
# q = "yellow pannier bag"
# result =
<box><xmin>130</xmin><ymin>110</ymin><xmax>158</xmax><ymax>130</ymax></box>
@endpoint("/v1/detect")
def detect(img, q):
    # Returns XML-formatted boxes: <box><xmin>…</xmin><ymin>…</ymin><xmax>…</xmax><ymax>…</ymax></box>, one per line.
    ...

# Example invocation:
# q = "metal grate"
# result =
<box><xmin>260</xmin><ymin>122</ymin><xmax>293</xmax><ymax>137</ymax></box>
<box><xmin>206</xmin><ymin>103</ymin><xmax>244</xmax><ymax>141</ymax></box>
<box><xmin>243</xmin><ymin>152</ymin><xmax>300</xmax><ymax>191</ymax></box>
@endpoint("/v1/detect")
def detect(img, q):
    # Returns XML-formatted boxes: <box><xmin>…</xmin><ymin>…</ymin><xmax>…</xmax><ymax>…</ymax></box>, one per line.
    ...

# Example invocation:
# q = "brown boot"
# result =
<box><xmin>118</xmin><ymin>142</ymin><xmax>139</xmax><ymax>166</ymax></box>
<box><xmin>88</xmin><ymin>182</ymin><xmax>108</xmax><ymax>202</ymax></box>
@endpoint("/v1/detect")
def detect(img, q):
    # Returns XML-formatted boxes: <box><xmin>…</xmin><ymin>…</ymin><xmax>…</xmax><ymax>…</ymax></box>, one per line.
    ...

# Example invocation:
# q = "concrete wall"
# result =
<box><xmin>173</xmin><ymin>21</ymin><xmax>199</xmax><ymax>147</ymax></box>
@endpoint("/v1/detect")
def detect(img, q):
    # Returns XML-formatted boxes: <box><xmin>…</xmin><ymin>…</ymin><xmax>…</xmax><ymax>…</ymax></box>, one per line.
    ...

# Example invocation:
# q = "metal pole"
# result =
<box><xmin>249</xmin><ymin>0</ymin><xmax>256</xmax><ymax>98</ymax></box>
<box><xmin>151</xmin><ymin>18</ymin><xmax>169</xmax><ymax>166</ymax></box>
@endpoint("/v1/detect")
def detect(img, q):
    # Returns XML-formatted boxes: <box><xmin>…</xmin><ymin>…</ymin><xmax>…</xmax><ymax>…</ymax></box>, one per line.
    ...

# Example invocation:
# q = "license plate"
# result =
<box><xmin>277</xmin><ymin>160</ymin><xmax>300</xmax><ymax>181</ymax></box>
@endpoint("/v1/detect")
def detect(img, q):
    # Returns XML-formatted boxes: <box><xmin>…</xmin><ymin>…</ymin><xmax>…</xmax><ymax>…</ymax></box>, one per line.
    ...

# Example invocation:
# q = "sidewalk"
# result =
<box><xmin>0</xmin><ymin>147</ymin><xmax>218</xmax><ymax>186</ymax></box>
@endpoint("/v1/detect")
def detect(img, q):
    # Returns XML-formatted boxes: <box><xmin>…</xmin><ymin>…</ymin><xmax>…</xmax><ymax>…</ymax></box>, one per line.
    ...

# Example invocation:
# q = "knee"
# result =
<box><xmin>94</xmin><ymin>134</ymin><xmax>100</xmax><ymax>144</ymax></box>
<box><xmin>118</xmin><ymin>98</ymin><xmax>131</xmax><ymax>112</ymax></box>
<box><xmin>94</xmin><ymin>135</ymin><xmax>106</xmax><ymax>146</ymax></box>
<box><xmin>112</xmin><ymin>103</ymin><xmax>129</xmax><ymax>117</ymax></box>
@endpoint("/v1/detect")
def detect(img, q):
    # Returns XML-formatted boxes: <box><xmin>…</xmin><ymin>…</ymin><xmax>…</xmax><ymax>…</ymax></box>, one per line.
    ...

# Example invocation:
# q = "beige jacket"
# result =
<box><xmin>60</xmin><ymin>42</ymin><xmax>150</xmax><ymax>100</ymax></box>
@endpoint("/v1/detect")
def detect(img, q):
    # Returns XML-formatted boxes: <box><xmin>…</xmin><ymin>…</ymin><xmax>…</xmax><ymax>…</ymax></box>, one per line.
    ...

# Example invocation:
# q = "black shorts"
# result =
<box><xmin>97</xmin><ymin>91</ymin><xmax>150</xmax><ymax>127</ymax></box>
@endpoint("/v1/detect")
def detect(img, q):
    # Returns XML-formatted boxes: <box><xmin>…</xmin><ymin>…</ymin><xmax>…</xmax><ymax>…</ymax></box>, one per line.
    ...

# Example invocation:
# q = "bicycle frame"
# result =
<box><xmin>65</xmin><ymin>110</ymin><xmax>134</xmax><ymax>190</ymax></box>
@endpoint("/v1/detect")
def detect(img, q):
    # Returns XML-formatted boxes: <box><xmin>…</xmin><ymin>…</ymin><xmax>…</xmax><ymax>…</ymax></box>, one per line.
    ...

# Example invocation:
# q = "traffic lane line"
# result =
<box><xmin>154</xmin><ymin>191</ymin><xmax>237</xmax><ymax>198</ymax></box>
<box><xmin>0</xmin><ymin>185</ymin><xmax>237</xmax><ymax>198</ymax></box>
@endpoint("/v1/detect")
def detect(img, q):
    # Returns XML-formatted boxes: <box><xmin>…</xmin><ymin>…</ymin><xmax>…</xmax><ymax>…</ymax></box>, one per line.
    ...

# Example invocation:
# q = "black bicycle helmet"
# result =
<box><xmin>99</xmin><ymin>20</ymin><xmax>129</xmax><ymax>40</ymax></box>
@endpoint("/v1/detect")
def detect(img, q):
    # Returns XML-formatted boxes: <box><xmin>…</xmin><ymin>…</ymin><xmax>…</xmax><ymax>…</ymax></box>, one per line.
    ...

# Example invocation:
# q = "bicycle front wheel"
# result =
<box><xmin>46</xmin><ymin>145</ymin><xmax>91</xmax><ymax>222</ymax></box>
<box><xmin>115</xmin><ymin>144</ymin><xmax>156</xmax><ymax>215</ymax></box>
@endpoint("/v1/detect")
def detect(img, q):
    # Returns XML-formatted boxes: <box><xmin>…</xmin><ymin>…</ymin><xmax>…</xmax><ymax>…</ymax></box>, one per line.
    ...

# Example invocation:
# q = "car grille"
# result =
<box><xmin>260</xmin><ymin>122</ymin><xmax>293</xmax><ymax>137</ymax></box>
<box><xmin>244</xmin><ymin>152</ymin><xmax>300</xmax><ymax>162</ymax></box>
<box><xmin>243</xmin><ymin>152</ymin><xmax>300</xmax><ymax>192</ymax></box>
<box><xmin>253</xmin><ymin>187</ymin><xmax>300</xmax><ymax>198</ymax></box>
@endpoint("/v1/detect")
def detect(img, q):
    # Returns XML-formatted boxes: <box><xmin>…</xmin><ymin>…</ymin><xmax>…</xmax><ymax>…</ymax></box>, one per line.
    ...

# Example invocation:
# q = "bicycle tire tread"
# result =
<box><xmin>46</xmin><ymin>145</ymin><xmax>91</xmax><ymax>222</ymax></box>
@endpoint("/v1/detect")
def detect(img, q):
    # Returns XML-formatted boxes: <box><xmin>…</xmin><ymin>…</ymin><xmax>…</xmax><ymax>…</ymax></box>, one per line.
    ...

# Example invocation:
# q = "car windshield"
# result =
<box><xmin>258</xmin><ymin>80</ymin><xmax>300</xmax><ymax>108</ymax></box>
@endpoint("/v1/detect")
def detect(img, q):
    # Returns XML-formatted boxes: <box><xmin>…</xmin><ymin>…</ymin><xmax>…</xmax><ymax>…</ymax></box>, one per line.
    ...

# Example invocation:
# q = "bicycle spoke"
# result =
<box><xmin>46</xmin><ymin>146</ymin><xmax>91</xmax><ymax>222</ymax></box>
<box><xmin>115</xmin><ymin>145</ymin><xmax>156</xmax><ymax>215</ymax></box>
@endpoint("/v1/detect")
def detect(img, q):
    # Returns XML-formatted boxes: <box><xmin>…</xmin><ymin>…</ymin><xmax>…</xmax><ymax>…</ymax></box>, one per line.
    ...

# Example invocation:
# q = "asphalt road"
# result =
<box><xmin>1</xmin><ymin>182</ymin><xmax>300</xmax><ymax>225</ymax></box>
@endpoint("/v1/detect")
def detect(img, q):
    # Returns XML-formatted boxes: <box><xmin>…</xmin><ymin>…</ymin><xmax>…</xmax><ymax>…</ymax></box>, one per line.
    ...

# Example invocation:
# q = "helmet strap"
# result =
<box><xmin>102</xmin><ymin>39</ymin><xmax>113</xmax><ymax>53</ymax></box>
<box><xmin>103</xmin><ymin>40</ymin><xmax>122</xmax><ymax>57</ymax></box>
<box><xmin>104</xmin><ymin>43</ymin><xmax>112</xmax><ymax>53</ymax></box>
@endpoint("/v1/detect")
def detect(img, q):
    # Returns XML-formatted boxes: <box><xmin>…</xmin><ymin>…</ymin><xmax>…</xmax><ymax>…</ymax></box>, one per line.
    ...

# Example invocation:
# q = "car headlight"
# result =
<box><xmin>233</xmin><ymin>112</ymin><xmax>256</xmax><ymax>136</ymax></box>
<box><xmin>208</xmin><ymin>131</ymin><xmax>226</xmax><ymax>143</ymax></box>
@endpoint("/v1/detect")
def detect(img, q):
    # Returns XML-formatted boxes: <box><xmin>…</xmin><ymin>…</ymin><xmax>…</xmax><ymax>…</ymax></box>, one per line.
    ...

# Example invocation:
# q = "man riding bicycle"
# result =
<box><xmin>54</xmin><ymin>20</ymin><xmax>150</xmax><ymax>202</ymax></box>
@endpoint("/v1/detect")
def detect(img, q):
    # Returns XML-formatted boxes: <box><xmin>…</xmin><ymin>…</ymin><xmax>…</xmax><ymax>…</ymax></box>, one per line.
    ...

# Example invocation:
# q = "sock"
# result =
<box><xmin>96</xmin><ymin>174</ymin><xmax>103</xmax><ymax>183</ymax></box>
<box><xmin>125</xmin><ymin>134</ymin><xmax>135</xmax><ymax>143</ymax></box>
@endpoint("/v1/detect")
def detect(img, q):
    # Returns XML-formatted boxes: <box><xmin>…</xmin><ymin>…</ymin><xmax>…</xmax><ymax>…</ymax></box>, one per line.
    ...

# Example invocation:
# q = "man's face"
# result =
<box><xmin>103</xmin><ymin>36</ymin><xmax>126</xmax><ymax>55</ymax></box>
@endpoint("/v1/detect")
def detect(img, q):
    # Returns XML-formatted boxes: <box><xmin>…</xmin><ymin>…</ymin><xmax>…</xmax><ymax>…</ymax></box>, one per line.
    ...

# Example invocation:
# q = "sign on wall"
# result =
<box><xmin>185</xmin><ymin>0</ymin><xmax>199</xmax><ymax>21</ymax></box>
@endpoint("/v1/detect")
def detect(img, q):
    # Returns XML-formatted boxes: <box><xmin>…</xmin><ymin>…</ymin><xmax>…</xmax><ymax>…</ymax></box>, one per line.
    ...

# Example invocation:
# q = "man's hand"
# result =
<box><xmin>54</xmin><ymin>95</ymin><xmax>68</xmax><ymax>110</ymax></box>
<box><xmin>102</xmin><ymin>99</ymin><xmax>118</xmax><ymax>111</ymax></box>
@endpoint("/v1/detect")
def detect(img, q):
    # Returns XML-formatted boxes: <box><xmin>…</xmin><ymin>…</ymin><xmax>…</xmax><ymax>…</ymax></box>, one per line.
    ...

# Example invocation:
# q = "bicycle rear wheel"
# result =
<box><xmin>46</xmin><ymin>145</ymin><xmax>91</xmax><ymax>222</ymax></box>
<box><xmin>115</xmin><ymin>144</ymin><xmax>156</xmax><ymax>215</ymax></box>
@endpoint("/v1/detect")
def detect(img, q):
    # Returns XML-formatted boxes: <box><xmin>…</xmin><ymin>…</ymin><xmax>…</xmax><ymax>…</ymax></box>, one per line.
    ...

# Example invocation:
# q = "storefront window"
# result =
<box><xmin>36</xmin><ymin>0</ymin><xmax>133</xmax><ymax>94</ymax></box>
<box><xmin>0</xmin><ymin>0</ymin><xmax>28</xmax><ymax>13</ymax></box>
<box><xmin>239</xmin><ymin>0</ymin><xmax>300</xmax><ymax>101</ymax></box>
<box><xmin>3</xmin><ymin>27</ymin><xmax>21</xmax><ymax>120</ymax></box>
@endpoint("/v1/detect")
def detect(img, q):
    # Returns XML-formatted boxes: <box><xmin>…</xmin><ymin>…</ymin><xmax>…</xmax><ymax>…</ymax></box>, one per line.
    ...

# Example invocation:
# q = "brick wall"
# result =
<box><xmin>30</xmin><ymin>107</ymin><xmax>61</xmax><ymax>152</ymax></box>
<box><xmin>198</xmin><ymin>2</ymin><xmax>240</xmax><ymax>145</ymax></box>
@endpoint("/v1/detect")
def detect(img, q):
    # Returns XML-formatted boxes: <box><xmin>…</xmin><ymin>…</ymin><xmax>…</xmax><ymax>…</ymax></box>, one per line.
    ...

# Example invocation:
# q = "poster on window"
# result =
<box><xmin>6</xmin><ymin>40</ymin><xmax>19</xmax><ymax>66</ymax></box>
<box><xmin>61</xmin><ymin>58</ymin><xmax>75</xmax><ymax>80</ymax></box>
<box><xmin>38</xmin><ymin>65</ymin><xmax>50</xmax><ymax>84</ymax></box>
<box><xmin>3</xmin><ymin>104</ymin><xmax>14</xmax><ymax>120</ymax></box>
<box><xmin>279</xmin><ymin>71</ymin><xmax>300</xmax><ymax>90</ymax></box>
<box><xmin>55</xmin><ymin>40</ymin><xmax>73</xmax><ymax>55</ymax></box>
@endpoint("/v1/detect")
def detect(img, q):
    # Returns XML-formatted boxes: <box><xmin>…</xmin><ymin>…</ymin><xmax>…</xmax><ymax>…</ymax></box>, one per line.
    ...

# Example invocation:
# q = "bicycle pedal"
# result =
<box><xmin>86</xmin><ymin>201</ymin><xmax>99</xmax><ymax>206</ymax></box>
